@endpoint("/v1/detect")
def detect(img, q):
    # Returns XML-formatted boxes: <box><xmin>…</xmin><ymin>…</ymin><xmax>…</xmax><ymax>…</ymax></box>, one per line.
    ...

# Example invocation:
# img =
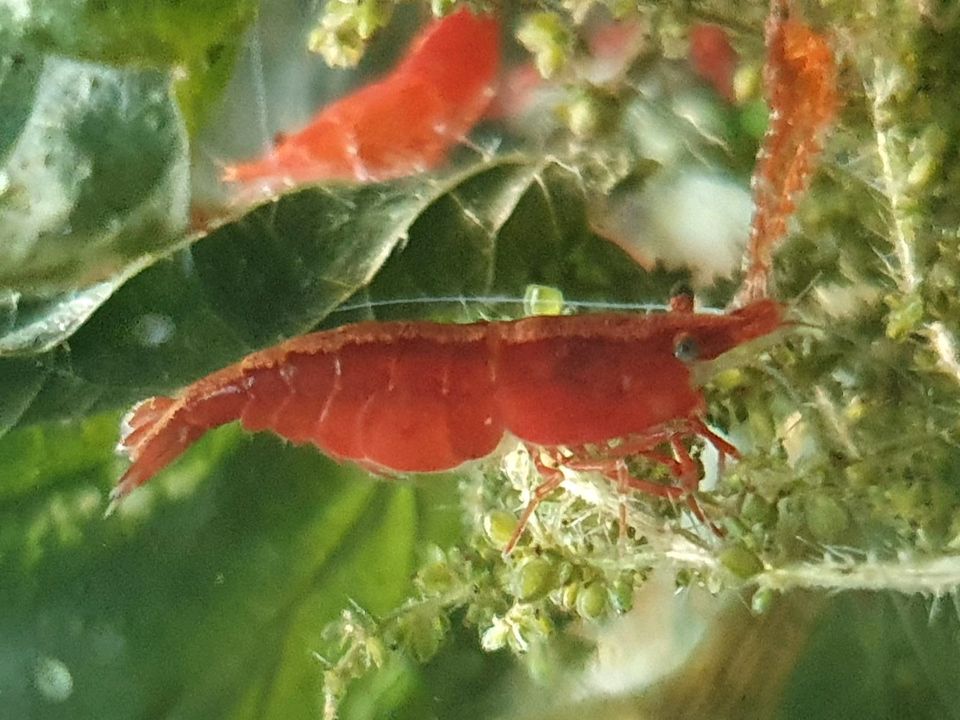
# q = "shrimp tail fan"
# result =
<box><xmin>110</xmin><ymin>396</ymin><xmax>212</xmax><ymax>511</ymax></box>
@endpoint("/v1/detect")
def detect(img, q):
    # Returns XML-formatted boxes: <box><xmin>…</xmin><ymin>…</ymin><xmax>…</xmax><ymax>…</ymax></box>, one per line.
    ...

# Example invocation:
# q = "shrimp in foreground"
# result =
<box><xmin>114</xmin><ymin>3</ymin><xmax>836</xmax><ymax>550</ymax></box>
<box><xmin>222</xmin><ymin>8</ymin><xmax>500</xmax><ymax>191</ymax></box>
<box><xmin>113</xmin><ymin>295</ymin><xmax>782</xmax><ymax>550</ymax></box>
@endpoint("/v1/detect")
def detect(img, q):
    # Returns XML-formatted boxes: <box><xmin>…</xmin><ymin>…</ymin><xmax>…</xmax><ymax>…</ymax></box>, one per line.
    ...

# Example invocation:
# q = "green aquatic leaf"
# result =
<box><xmin>0</xmin><ymin>414</ymin><xmax>464</xmax><ymax>719</ymax></box>
<box><xmin>0</xmin><ymin>55</ymin><xmax>189</xmax><ymax>291</ymax></box>
<box><xmin>0</xmin><ymin>0</ymin><xmax>258</xmax><ymax>133</ymax></box>
<box><xmin>0</xmin><ymin>356</ymin><xmax>47</xmax><ymax>436</ymax></box>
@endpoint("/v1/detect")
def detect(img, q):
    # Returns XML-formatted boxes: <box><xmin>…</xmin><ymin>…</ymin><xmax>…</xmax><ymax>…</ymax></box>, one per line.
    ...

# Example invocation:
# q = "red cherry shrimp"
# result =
<box><xmin>222</xmin><ymin>8</ymin><xmax>500</xmax><ymax>191</ymax></box>
<box><xmin>737</xmin><ymin>0</ymin><xmax>839</xmax><ymax>304</ymax></box>
<box><xmin>113</xmin><ymin>1</ymin><xmax>837</xmax><ymax>551</ymax></box>
<box><xmin>113</xmin><ymin>295</ymin><xmax>783</xmax><ymax>550</ymax></box>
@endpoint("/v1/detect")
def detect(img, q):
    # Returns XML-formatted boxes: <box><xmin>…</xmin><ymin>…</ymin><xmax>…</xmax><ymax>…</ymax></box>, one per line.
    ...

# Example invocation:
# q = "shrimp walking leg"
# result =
<box><xmin>504</xmin><ymin>415</ymin><xmax>741</xmax><ymax>550</ymax></box>
<box><xmin>506</xmin><ymin>452</ymin><xmax>569</xmax><ymax>554</ymax></box>
<box><xmin>504</xmin><ymin>426</ymin><xmax>726</xmax><ymax>552</ymax></box>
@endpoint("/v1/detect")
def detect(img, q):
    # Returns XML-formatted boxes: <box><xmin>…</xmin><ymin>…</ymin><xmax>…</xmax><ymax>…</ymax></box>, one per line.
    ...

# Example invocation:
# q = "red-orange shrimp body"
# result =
<box><xmin>689</xmin><ymin>24</ymin><xmax>738</xmax><ymax>103</ymax></box>
<box><xmin>223</xmin><ymin>8</ymin><xmax>500</xmax><ymax>188</ymax></box>
<box><xmin>739</xmin><ymin>3</ymin><xmax>838</xmax><ymax>302</ymax></box>
<box><xmin>114</xmin><ymin>299</ymin><xmax>783</xmax><ymax>502</ymax></box>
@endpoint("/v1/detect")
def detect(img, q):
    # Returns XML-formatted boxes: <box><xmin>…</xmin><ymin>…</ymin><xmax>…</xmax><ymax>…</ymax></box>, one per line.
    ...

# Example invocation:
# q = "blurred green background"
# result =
<box><xmin>3</xmin><ymin>1</ymin><xmax>960</xmax><ymax>718</ymax></box>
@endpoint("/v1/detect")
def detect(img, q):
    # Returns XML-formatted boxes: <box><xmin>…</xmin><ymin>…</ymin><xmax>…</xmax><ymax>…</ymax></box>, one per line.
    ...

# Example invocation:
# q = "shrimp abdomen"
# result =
<box><xmin>310</xmin><ymin>335</ymin><xmax>501</xmax><ymax>472</ymax></box>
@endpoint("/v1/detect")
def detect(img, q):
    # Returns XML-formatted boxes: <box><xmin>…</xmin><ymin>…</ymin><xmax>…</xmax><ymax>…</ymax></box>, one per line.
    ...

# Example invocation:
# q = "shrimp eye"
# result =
<box><xmin>673</xmin><ymin>334</ymin><xmax>700</xmax><ymax>362</ymax></box>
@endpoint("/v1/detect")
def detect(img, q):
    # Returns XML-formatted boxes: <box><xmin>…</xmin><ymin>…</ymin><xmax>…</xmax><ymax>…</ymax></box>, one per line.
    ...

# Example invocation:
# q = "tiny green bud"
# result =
<box><xmin>750</xmin><ymin>587</ymin><xmax>775</xmax><ymax>615</ymax></box>
<box><xmin>517</xmin><ymin>12</ymin><xmax>572</xmax><ymax>79</ymax></box>
<box><xmin>308</xmin><ymin>0</ymin><xmax>391</xmax><ymax>67</ymax></box>
<box><xmin>844</xmin><ymin>461</ymin><xmax>873</xmax><ymax>489</ymax></box>
<box><xmin>739</xmin><ymin>98</ymin><xmax>769</xmax><ymax>140</ymax></box>
<box><xmin>609</xmin><ymin>576</ymin><xmax>635</xmax><ymax>614</ymax></box>
<box><xmin>524</xmin><ymin>284</ymin><xmax>565</xmax><ymax>316</ymax></box>
<box><xmin>906</xmin><ymin>152</ymin><xmax>937</xmax><ymax>189</ymax></box>
<box><xmin>562</xmin><ymin>87</ymin><xmax>621</xmax><ymax>139</ymax></box>
<box><xmin>576</xmin><ymin>582</ymin><xmax>608</xmax><ymax>619</ymax></box>
<box><xmin>711</xmin><ymin>368</ymin><xmax>746</xmax><ymax>391</ymax></box>
<box><xmin>560</xmin><ymin>583</ymin><xmax>580</xmax><ymax>610</ymax></box>
<box><xmin>776</xmin><ymin>494</ymin><xmax>806</xmax><ymax>537</ymax></box>
<box><xmin>907</xmin><ymin>124</ymin><xmax>946</xmax><ymax>189</ymax></box>
<box><xmin>484</xmin><ymin>509</ymin><xmax>520</xmax><ymax>549</ymax></box>
<box><xmin>430</xmin><ymin>0</ymin><xmax>457</xmax><ymax>15</ymax></box>
<box><xmin>843</xmin><ymin>396</ymin><xmax>867</xmax><ymax>423</ymax></box>
<box><xmin>606</xmin><ymin>0</ymin><xmax>634</xmax><ymax>19</ymax></box>
<box><xmin>404</xmin><ymin>611</ymin><xmax>448</xmax><ymax>662</ymax></box>
<box><xmin>741</xmin><ymin>493</ymin><xmax>777</xmax><ymax>528</ymax></box>
<box><xmin>719</xmin><ymin>543</ymin><xmax>764</xmax><ymax>579</ymax></box>
<box><xmin>804</xmin><ymin>494</ymin><xmax>849</xmax><ymax>543</ymax></box>
<box><xmin>512</xmin><ymin>557</ymin><xmax>555</xmax><ymax>602</ymax></box>
<box><xmin>417</xmin><ymin>561</ymin><xmax>456</xmax><ymax>595</ymax></box>
<box><xmin>885</xmin><ymin>292</ymin><xmax>924</xmax><ymax>340</ymax></box>
<box><xmin>733</xmin><ymin>64</ymin><xmax>761</xmax><ymax>104</ymax></box>
<box><xmin>511</xmin><ymin>609</ymin><xmax>554</xmax><ymax>651</ymax></box>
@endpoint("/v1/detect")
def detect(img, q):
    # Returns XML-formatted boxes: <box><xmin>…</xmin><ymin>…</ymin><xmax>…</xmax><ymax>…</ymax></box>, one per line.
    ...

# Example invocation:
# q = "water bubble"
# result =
<box><xmin>132</xmin><ymin>313</ymin><xmax>175</xmax><ymax>346</ymax></box>
<box><xmin>33</xmin><ymin>656</ymin><xmax>74</xmax><ymax>703</ymax></box>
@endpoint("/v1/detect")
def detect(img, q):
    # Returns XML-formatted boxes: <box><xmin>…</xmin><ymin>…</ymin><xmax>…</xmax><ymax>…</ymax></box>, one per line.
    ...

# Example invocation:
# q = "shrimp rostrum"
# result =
<box><xmin>114</xmin><ymin>295</ymin><xmax>783</xmax><ymax>549</ymax></box>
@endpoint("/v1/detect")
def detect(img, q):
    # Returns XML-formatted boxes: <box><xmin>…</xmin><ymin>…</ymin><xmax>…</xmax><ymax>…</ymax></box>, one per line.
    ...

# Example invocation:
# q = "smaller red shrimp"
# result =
<box><xmin>738</xmin><ymin>0</ymin><xmax>838</xmax><ymax>303</ymax></box>
<box><xmin>112</xmin><ymin>294</ymin><xmax>784</xmax><ymax>550</ymax></box>
<box><xmin>689</xmin><ymin>24</ymin><xmax>738</xmax><ymax>103</ymax></box>
<box><xmin>222</xmin><ymin>8</ymin><xmax>500</xmax><ymax>191</ymax></box>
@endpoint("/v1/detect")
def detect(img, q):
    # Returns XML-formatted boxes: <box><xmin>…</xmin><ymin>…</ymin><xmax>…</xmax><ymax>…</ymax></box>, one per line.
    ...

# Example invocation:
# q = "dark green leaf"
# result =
<box><xmin>0</xmin><ymin>355</ymin><xmax>47</xmax><ymax>436</ymax></box>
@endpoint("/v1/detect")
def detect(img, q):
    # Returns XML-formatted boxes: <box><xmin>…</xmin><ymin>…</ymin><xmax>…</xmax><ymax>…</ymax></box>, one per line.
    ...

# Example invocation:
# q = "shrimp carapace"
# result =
<box><xmin>222</xmin><ymin>8</ymin><xmax>500</xmax><ymax>189</ymax></box>
<box><xmin>113</xmin><ymin>299</ymin><xmax>784</xmax><ymax>504</ymax></box>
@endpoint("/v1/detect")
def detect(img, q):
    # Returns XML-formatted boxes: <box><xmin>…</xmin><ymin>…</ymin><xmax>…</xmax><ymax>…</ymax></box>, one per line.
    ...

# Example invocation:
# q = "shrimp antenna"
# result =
<box><xmin>247</xmin><ymin>17</ymin><xmax>273</xmax><ymax>156</ymax></box>
<box><xmin>779</xmin><ymin>270</ymin><xmax>827</xmax><ymax>332</ymax></box>
<box><xmin>327</xmin><ymin>294</ymin><xmax>710</xmax><ymax>316</ymax></box>
<box><xmin>195</xmin><ymin>142</ymin><xmax>232</xmax><ymax>174</ymax></box>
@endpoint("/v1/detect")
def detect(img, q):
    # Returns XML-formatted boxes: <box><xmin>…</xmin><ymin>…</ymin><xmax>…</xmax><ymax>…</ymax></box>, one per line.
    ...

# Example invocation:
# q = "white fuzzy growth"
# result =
<box><xmin>33</xmin><ymin>656</ymin><xmax>74</xmax><ymax>703</ymax></box>
<box><xmin>759</xmin><ymin>554</ymin><xmax>960</xmax><ymax>596</ymax></box>
<box><xmin>2</xmin><ymin>59</ymin><xmax>95</xmax><ymax>264</ymax></box>
<box><xmin>0</xmin><ymin>0</ymin><xmax>30</xmax><ymax>22</ymax></box>
<box><xmin>132</xmin><ymin>313</ymin><xmax>176</xmax><ymax>347</ymax></box>
<box><xmin>596</xmin><ymin>169</ymin><xmax>752</xmax><ymax>286</ymax></box>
